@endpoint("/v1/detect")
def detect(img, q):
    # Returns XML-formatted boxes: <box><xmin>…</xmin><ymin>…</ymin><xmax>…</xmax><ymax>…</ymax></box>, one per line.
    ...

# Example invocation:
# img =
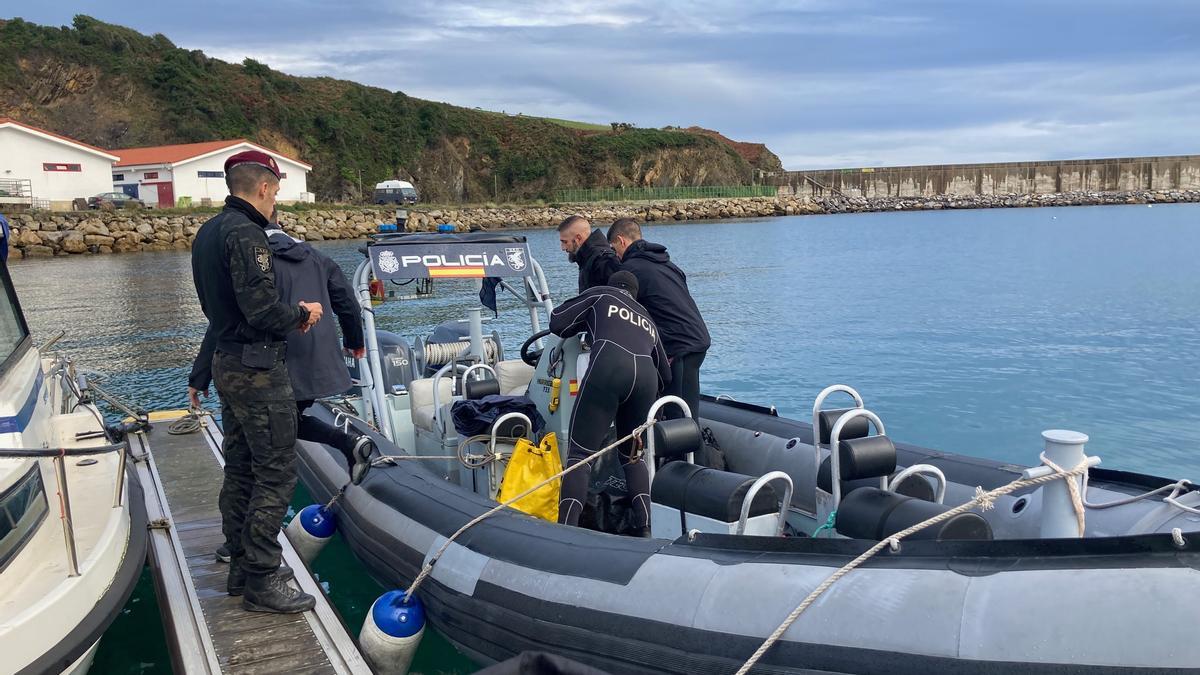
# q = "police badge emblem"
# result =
<box><xmin>504</xmin><ymin>247</ymin><xmax>527</xmax><ymax>272</ymax></box>
<box><xmin>378</xmin><ymin>250</ymin><xmax>401</xmax><ymax>274</ymax></box>
<box><xmin>254</xmin><ymin>247</ymin><xmax>271</xmax><ymax>273</ymax></box>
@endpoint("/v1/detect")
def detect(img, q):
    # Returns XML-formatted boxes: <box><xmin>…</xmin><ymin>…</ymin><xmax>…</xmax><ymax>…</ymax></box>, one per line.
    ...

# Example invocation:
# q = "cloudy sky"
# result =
<box><xmin>12</xmin><ymin>1</ymin><xmax>1200</xmax><ymax>169</ymax></box>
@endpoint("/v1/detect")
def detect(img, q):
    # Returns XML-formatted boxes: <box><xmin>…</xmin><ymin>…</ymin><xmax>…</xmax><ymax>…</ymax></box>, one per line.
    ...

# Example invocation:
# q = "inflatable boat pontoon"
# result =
<box><xmin>296</xmin><ymin>233</ymin><xmax>1200</xmax><ymax>674</ymax></box>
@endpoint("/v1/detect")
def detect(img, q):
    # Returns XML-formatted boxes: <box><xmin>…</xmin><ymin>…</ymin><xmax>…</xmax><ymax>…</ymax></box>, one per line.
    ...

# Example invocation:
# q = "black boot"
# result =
<box><xmin>242</xmin><ymin>571</ymin><xmax>316</xmax><ymax>614</ymax></box>
<box><xmin>350</xmin><ymin>434</ymin><xmax>375</xmax><ymax>485</ymax></box>
<box><xmin>227</xmin><ymin>560</ymin><xmax>296</xmax><ymax>597</ymax></box>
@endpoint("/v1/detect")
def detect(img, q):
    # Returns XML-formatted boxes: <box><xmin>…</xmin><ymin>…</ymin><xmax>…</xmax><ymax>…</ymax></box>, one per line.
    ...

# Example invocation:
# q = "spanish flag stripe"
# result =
<box><xmin>428</xmin><ymin>268</ymin><xmax>486</xmax><ymax>278</ymax></box>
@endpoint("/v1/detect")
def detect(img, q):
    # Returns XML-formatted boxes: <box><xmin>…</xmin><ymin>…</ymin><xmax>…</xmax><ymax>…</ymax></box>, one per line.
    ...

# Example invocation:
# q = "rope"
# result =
<box><xmin>734</xmin><ymin>457</ymin><xmax>1092</xmax><ymax>675</ymax></box>
<box><xmin>324</xmin><ymin>485</ymin><xmax>346</xmax><ymax>510</ymax></box>
<box><xmin>371</xmin><ymin>454</ymin><xmax>465</xmax><ymax>466</ymax></box>
<box><xmin>811</xmin><ymin>510</ymin><xmax>837</xmax><ymax>538</ymax></box>
<box><xmin>168</xmin><ymin>411</ymin><xmax>202</xmax><ymax>435</ymax></box>
<box><xmin>1083</xmin><ymin>477</ymin><xmax>1193</xmax><ymax>509</ymax></box>
<box><xmin>424</xmin><ymin>339</ymin><xmax>500</xmax><ymax>367</ymax></box>
<box><xmin>1038</xmin><ymin>453</ymin><xmax>1086</xmax><ymax>537</ymax></box>
<box><xmin>367</xmin><ymin>434</ymin><xmax>522</xmax><ymax>468</ymax></box>
<box><xmin>403</xmin><ymin>419</ymin><xmax>655</xmax><ymax>602</ymax></box>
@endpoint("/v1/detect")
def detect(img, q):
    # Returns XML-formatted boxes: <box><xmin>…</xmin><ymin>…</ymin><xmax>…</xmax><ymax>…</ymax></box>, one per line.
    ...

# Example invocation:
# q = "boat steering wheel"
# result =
<box><xmin>520</xmin><ymin>329</ymin><xmax>554</xmax><ymax>366</ymax></box>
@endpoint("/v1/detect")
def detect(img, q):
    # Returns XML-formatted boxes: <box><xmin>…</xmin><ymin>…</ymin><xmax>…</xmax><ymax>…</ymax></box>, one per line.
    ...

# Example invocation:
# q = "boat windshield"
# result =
<box><xmin>0</xmin><ymin>266</ymin><xmax>29</xmax><ymax>371</ymax></box>
<box><xmin>0</xmin><ymin>466</ymin><xmax>48</xmax><ymax>569</ymax></box>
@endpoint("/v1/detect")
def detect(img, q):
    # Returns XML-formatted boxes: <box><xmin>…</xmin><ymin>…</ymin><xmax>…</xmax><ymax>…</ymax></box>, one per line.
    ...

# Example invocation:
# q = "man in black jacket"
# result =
<box><xmin>189</xmin><ymin>150</ymin><xmax>322</xmax><ymax>614</ymax></box>
<box><xmin>558</xmin><ymin>215</ymin><xmax>621</xmax><ymax>292</ymax></box>
<box><xmin>607</xmin><ymin>218</ymin><xmax>711</xmax><ymax>419</ymax></box>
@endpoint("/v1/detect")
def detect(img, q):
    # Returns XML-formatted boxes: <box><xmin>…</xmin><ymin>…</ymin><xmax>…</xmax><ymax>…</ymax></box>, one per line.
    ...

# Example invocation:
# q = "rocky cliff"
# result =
<box><xmin>0</xmin><ymin>16</ymin><xmax>783</xmax><ymax>203</ymax></box>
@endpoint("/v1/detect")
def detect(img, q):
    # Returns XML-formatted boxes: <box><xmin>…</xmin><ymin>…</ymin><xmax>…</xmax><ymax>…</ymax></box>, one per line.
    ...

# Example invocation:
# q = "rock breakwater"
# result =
<box><xmin>5</xmin><ymin>189</ymin><xmax>1197</xmax><ymax>257</ymax></box>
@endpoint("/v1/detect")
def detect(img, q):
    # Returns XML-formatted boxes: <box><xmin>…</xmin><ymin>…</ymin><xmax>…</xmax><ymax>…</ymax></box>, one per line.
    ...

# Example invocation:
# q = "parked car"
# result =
<box><xmin>373</xmin><ymin>180</ymin><xmax>419</xmax><ymax>205</ymax></box>
<box><xmin>88</xmin><ymin>192</ymin><xmax>145</xmax><ymax>209</ymax></box>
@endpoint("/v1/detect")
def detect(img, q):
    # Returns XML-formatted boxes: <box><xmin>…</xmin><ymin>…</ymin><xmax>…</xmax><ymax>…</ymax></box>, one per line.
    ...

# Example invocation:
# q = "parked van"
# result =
<box><xmin>373</xmin><ymin>180</ymin><xmax>419</xmax><ymax>205</ymax></box>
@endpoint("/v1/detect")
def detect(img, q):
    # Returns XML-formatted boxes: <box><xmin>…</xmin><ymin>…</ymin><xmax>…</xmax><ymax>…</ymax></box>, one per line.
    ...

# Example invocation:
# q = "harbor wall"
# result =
<box><xmin>4</xmin><ymin>188</ymin><xmax>1199</xmax><ymax>257</ymax></box>
<box><xmin>775</xmin><ymin>155</ymin><xmax>1200</xmax><ymax>198</ymax></box>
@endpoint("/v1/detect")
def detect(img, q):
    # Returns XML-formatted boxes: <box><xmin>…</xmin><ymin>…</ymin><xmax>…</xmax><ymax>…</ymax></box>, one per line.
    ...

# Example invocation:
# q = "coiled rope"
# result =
<box><xmin>168</xmin><ymin>410</ymin><xmax>204</xmax><ymax>435</ymax></box>
<box><xmin>424</xmin><ymin>339</ymin><xmax>500</xmax><ymax>367</ymax></box>
<box><xmin>404</xmin><ymin>420</ymin><xmax>654</xmax><ymax>602</ymax></box>
<box><xmin>735</xmin><ymin>457</ymin><xmax>1093</xmax><ymax>675</ymax></box>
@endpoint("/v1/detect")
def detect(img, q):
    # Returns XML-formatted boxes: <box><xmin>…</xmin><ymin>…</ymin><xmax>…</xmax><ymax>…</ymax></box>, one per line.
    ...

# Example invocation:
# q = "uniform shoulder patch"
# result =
<box><xmin>254</xmin><ymin>246</ymin><xmax>271</xmax><ymax>273</ymax></box>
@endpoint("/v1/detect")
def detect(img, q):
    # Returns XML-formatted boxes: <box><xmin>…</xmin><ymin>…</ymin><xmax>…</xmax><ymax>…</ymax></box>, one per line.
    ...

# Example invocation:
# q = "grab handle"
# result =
<box><xmin>888</xmin><ymin>464</ymin><xmax>947</xmax><ymax>504</ymax></box>
<box><xmin>736</xmin><ymin>471</ymin><xmax>794</xmax><ymax>536</ymax></box>
<box><xmin>828</xmin><ymin>408</ymin><xmax>885</xmax><ymax>510</ymax></box>
<box><xmin>643</xmin><ymin>395</ymin><xmax>692</xmax><ymax>481</ymax></box>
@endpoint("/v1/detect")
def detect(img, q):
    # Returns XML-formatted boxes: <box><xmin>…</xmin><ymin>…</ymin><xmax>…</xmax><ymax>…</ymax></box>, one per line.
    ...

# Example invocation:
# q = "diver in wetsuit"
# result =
<box><xmin>549</xmin><ymin>271</ymin><xmax>671</xmax><ymax>536</ymax></box>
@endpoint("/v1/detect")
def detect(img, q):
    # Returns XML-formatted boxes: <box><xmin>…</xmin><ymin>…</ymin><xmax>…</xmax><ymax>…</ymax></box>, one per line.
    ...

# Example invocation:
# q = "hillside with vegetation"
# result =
<box><xmin>0</xmin><ymin>16</ymin><xmax>783</xmax><ymax>203</ymax></box>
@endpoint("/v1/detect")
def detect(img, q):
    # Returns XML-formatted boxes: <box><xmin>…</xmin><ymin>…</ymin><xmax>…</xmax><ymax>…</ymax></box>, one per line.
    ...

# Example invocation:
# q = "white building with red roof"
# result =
<box><xmin>111</xmin><ymin>139</ymin><xmax>313</xmax><ymax>208</ymax></box>
<box><xmin>0</xmin><ymin>118</ymin><xmax>120</xmax><ymax>210</ymax></box>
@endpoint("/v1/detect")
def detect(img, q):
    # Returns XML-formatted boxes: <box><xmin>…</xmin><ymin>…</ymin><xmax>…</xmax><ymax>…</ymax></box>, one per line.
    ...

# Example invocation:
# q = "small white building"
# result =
<box><xmin>111</xmin><ymin>140</ymin><xmax>313</xmax><ymax>208</ymax></box>
<box><xmin>0</xmin><ymin>118</ymin><xmax>119</xmax><ymax>211</ymax></box>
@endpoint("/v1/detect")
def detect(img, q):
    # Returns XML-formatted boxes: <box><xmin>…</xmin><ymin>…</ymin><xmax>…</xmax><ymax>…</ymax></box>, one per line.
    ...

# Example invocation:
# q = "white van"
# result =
<box><xmin>373</xmin><ymin>180</ymin><xmax>419</xmax><ymax>205</ymax></box>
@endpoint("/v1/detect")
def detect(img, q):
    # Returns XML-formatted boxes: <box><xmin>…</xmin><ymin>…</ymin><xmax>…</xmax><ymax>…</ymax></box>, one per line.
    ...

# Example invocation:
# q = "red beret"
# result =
<box><xmin>224</xmin><ymin>150</ymin><xmax>281</xmax><ymax>179</ymax></box>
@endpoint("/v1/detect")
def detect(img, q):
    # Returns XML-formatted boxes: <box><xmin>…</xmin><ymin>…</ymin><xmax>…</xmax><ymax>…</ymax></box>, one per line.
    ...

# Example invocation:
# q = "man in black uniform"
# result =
<box><xmin>558</xmin><ymin>215</ymin><xmax>621</xmax><ymax>292</ymax></box>
<box><xmin>607</xmin><ymin>218</ymin><xmax>710</xmax><ymax>419</ymax></box>
<box><xmin>190</xmin><ymin>209</ymin><xmax>374</xmax><ymax>488</ymax></box>
<box><xmin>549</xmin><ymin>271</ymin><xmax>670</xmax><ymax>535</ymax></box>
<box><xmin>189</xmin><ymin>150</ymin><xmax>323</xmax><ymax>614</ymax></box>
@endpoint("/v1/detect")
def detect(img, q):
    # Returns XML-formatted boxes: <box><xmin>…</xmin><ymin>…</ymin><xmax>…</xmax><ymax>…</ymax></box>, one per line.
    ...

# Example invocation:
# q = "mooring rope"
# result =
<box><xmin>403</xmin><ymin>420</ymin><xmax>654</xmax><ymax>602</ymax></box>
<box><xmin>167</xmin><ymin>410</ymin><xmax>203</xmax><ymax>435</ymax></box>
<box><xmin>734</xmin><ymin>457</ymin><xmax>1092</xmax><ymax>675</ymax></box>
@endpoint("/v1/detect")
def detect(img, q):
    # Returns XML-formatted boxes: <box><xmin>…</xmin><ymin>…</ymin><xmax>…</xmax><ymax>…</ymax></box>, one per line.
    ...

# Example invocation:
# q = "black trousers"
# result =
<box><xmin>664</xmin><ymin>350</ymin><xmax>706</xmax><ymax>419</ymax></box>
<box><xmin>558</xmin><ymin>342</ymin><xmax>655</xmax><ymax>529</ymax></box>
<box><xmin>296</xmin><ymin>399</ymin><xmax>358</xmax><ymax>464</ymax></box>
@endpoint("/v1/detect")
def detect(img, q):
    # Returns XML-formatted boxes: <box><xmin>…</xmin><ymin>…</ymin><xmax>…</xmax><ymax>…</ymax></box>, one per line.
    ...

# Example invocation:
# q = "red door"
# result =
<box><xmin>143</xmin><ymin>182</ymin><xmax>174</xmax><ymax>208</ymax></box>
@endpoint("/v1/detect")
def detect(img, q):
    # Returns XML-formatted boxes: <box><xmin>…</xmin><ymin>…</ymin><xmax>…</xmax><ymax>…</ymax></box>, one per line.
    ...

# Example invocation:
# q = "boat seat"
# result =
<box><xmin>650</xmin><ymin>462</ymin><xmax>781</xmax><ymax>538</ymax></box>
<box><xmin>463</xmin><ymin>376</ymin><xmax>501</xmax><ymax>400</ymax></box>
<box><xmin>830</xmin><ymin>433</ymin><xmax>992</xmax><ymax>541</ymax></box>
<box><xmin>496</xmin><ymin>359</ymin><xmax>535</xmax><ymax>396</ymax></box>
<box><xmin>818</xmin><ymin>456</ymin><xmax>937</xmax><ymax>502</ymax></box>
<box><xmin>838</xmin><ymin>487</ymin><xmax>993</xmax><ymax>541</ymax></box>
<box><xmin>410</xmin><ymin>377</ymin><xmax>454</xmax><ymax>432</ymax></box>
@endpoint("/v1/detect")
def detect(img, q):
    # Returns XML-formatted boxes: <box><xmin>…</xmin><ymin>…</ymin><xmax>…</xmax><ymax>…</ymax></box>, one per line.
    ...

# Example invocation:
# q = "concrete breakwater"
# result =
<box><xmin>5</xmin><ymin>189</ymin><xmax>1199</xmax><ymax>257</ymax></box>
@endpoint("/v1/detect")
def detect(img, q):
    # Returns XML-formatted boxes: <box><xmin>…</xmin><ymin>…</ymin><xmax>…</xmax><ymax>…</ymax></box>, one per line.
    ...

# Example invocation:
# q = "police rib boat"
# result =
<box><xmin>295</xmin><ymin>232</ymin><xmax>1200</xmax><ymax>674</ymax></box>
<box><xmin>0</xmin><ymin>262</ymin><xmax>147</xmax><ymax>675</ymax></box>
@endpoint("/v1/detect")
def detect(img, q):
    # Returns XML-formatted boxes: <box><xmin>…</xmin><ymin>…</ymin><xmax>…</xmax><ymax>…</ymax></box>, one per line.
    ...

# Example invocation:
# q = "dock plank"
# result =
<box><xmin>140</xmin><ymin>418</ymin><xmax>368</xmax><ymax>674</ymax></box>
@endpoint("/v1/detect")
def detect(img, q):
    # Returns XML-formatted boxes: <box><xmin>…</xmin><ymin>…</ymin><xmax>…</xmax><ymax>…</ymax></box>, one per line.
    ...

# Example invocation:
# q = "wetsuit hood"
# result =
<box><xmin>623</xmin><ymin>239</ymin><xmax>670</xmax><ymax>263</ymax></box>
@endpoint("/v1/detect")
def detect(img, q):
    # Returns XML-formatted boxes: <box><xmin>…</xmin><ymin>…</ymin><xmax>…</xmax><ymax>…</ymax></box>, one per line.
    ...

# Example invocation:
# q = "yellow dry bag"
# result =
<box><xmin>497</xmin><ymin>432</ymin><xmax>562</xmax><ymax>522</ymax></box>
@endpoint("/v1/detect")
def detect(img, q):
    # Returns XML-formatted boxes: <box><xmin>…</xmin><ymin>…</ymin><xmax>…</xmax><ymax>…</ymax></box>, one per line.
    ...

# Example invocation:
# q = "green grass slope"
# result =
<box><xmin>0</xmin><ymin>16</ymin><xmax>782</xmax><ymax>202</ymax></box>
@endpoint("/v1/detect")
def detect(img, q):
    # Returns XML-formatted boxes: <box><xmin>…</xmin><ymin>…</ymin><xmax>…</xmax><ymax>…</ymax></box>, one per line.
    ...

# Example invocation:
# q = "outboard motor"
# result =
<box><xmin>349</xmin><ymin>330</ymin><xmax>416</xmax><ymax>394</ymax></box>
<box><xmin>376</xmin><ymin>331</ymin><xmax>417</xmax><ymax>393</ymax></box>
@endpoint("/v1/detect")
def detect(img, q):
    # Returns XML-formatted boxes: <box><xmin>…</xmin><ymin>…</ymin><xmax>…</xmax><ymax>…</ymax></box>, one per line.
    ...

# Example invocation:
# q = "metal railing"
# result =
<box><xmin>0</xmin><ymin>442</ymin><xmax>129</xmax><ymax>577</ymax></box>
<box><xmin>0</xmin><ymin>178</ymin><xmax>33</xmax><ymax>206</ymax></box>
<box><xmin>554</xmin><ymin>185</ymin><xmax>777</xmax><ymax>203</ymax></box>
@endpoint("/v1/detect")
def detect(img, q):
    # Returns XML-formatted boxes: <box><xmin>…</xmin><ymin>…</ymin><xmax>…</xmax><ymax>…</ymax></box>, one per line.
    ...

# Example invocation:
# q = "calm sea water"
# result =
<box><xmin>9</xmin><ymin>203</ymin><xmax>1200</xmax><ymax>673</ymax></box>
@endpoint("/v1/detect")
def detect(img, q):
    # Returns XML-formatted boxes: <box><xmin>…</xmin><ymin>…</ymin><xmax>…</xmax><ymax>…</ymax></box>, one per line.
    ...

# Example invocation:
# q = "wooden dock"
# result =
<box><xmin>131</xmin><ymin>411</ymin><xmax>371</xmax><ymax>675</ymax></box>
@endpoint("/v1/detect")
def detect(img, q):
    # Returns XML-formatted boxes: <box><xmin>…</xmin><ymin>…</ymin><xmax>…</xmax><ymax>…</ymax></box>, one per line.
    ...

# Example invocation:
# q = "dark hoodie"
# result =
<box><xmin>189</xmin><ymin>229</ymin><xmax>364</xmax><ymax>401</ymax></box>
<box><xmin>619</xmin><ymin>239</ymin><xmax>711</xmax><ymax>357</ymax></box>
<box><xmin>572</xmin><ymin>228</ymin><xmax>622</xmax><ymax>293</ymax></box>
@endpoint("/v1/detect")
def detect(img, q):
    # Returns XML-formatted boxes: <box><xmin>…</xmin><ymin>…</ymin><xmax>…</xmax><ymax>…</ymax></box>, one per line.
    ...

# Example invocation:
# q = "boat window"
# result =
<box><xmin>0</xmin><ymin>268</ymin><xmax>28</xmax><ymax>367</ymax></box>
<box><xmin>0</xmin><ymin>466</ymin><xmax>48</xmax><ymax>571</ymax></box>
